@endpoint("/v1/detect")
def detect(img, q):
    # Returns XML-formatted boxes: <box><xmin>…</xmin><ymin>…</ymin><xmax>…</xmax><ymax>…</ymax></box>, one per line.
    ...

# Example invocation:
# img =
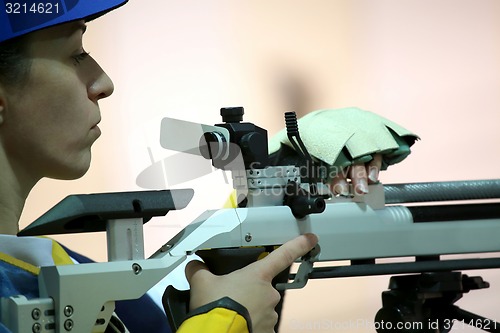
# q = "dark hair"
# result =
<box><xmin>0</xmin><ymin>35</ymin><xmax>32</xmax><ymax>88</ymax></box>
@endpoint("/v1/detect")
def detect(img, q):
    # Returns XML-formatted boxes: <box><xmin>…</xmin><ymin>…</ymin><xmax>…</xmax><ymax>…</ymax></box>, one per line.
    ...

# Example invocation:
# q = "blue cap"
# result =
<box><xmin>0</xmin><ymin>0</ymin><xmax>128</xmax><ymax>43</ymax></box>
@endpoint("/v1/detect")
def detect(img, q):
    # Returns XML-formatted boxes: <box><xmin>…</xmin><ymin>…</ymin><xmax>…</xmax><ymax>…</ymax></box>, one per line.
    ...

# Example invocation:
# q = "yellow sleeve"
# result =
<box><xmin>177</xmin><ymin>297</ymin><xmax>251</xmax><ymax>333</ymax></box>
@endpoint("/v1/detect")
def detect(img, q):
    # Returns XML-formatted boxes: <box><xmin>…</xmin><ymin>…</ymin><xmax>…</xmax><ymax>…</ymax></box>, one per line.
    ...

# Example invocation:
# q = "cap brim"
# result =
<box><xmin>1</xmin><ymin>0</ymin><xmax>128</xmax><ymax>43</ymax></box>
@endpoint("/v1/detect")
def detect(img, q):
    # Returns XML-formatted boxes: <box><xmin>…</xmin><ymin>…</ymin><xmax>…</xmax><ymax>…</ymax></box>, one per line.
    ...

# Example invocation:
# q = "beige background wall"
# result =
<box><xmin>20</xmin><ymin>1</ymin><xmax>500</xmax><ymax>332</ymax></box>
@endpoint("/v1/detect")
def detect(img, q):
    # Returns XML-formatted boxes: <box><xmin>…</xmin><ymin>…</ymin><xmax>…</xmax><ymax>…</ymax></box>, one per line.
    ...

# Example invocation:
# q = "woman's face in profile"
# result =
<box><xmin>0</xmin><ymin>20</ymin><xmax>114</xmax><ymax>182</ymax></box>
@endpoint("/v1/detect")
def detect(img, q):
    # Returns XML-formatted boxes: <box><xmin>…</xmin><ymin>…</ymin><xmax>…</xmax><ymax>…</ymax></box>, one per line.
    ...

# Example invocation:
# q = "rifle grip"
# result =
<box><xmin>197</xmin><ymin>247</ymin><xmax>268</xmax><ymax>275</ymax></box>
<box><xmin>162</xmin><ymin>286</ymin><xmax>190</xmax><ymax>331</ymax></box>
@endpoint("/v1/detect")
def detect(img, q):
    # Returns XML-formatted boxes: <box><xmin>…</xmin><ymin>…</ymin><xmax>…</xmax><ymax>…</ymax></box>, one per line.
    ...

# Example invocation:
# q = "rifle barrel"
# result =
<box><xmin>384</xmin><ymin>179</ymin><xmax>500</xmax><ymax>204</ymax></box>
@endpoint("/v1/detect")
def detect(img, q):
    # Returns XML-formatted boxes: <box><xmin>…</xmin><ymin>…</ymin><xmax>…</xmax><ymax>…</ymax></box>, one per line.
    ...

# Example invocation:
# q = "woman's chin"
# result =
<box><xmin>47</xmin><ymin>156</ymin><xmax>92</xmax><ymax>181</ymax></box>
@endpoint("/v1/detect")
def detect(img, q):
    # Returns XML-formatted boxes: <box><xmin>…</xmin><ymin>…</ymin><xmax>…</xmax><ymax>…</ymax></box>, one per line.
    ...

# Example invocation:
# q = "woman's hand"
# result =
<box><xmin>185</xmin><ymin>233</ymin><xmax>319</xmax><ymax>333</ymax></box>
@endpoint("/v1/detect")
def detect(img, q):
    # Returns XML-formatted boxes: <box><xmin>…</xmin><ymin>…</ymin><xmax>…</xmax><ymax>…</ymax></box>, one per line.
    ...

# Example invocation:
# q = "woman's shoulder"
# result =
<box><xmin>0</xmin><ymin>235</ymin><xmax>75</xmax><ymax>300</ymax></box>
<box><xmin>0</xmin><ymin>235</ymin><xmax>42</xmax><ymax>300</ymax></box>
<box><xmin>0</xmin><ymin>235</ymin><xmax>74</xmax><ymax>267</ymax></box>
<box><xmin>0</xmin><ymin>235</ymin><xmax>172</xmax><ymax>333</ymax></box>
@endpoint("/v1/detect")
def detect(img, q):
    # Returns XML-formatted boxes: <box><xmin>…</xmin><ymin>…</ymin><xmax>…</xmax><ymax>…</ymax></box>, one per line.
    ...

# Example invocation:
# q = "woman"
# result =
<box><xmin>0</xmin><ymin>1</ymin><xmax>319</xmax><ymax>332</ymax></box>
<box><xmin>0</xmin><ymin>1</ymin><xmax>416</xmax><ymax>332</ymax></box>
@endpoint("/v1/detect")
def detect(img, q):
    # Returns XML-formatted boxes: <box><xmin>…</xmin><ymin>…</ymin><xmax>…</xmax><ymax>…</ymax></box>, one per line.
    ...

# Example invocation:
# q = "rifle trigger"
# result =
<box><xmin>276</xmin><ymin>245</ymin><xmax>320</xmax><ymax>290</ymax></box>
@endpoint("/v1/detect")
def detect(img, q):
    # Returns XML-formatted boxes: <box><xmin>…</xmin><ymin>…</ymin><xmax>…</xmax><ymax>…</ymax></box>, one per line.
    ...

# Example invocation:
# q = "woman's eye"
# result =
<box><xmin>72</xmin><ymin>51</ymin><xmax>90</xmax><ymax>65</ymax></box>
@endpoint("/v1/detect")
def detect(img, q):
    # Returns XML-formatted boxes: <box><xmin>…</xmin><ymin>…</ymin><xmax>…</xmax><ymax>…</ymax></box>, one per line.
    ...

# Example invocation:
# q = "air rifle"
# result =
<box><xmin>2</xmin><ymin>107</ymin><xmax>500</xmax><ymax>333</ymax></box>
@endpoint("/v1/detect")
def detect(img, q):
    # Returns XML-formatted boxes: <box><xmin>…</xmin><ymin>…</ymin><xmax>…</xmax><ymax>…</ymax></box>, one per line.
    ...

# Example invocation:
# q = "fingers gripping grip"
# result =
<box><xmin>162</xmin><ymin>247</ymin><xmax>290</xmax><ymax>331</ymax></box>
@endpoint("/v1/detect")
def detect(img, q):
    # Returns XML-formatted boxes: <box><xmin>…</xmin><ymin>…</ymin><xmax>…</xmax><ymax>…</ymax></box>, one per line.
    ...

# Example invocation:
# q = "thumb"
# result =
<box><xmin>253</xmin><ymin>233</ymin><xmax>318</xmax><ymax>282</ymax></box>
<box><xmin>185</xmin><ymin>259</ymin><xmax>212</xmax><ymax>285</ymax></box>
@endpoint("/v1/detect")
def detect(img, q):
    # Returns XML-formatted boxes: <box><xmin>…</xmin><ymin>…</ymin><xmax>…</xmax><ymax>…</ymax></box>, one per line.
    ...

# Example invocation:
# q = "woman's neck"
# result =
<box><xmin>0</xmin><ymin>181</ymin><xmax>26</xmax><ymax>235</ymax></box>
<box><xmin>0</xmin><ymin>150</ymin><xmax>37</xmax><ymax>235</ymax></box>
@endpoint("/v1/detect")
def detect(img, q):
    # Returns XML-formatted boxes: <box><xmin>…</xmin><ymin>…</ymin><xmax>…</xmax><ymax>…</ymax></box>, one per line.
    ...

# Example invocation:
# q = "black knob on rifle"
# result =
<box><xmin>199</xmin><ymin>131</ymin><xmax>227</xmax><ymax>160</ymax></box>
<box><xmin>221</xmin><ymin>106</ymin><xmax>244</xmax><ymax>123</ymax></box>
<box><xmin>284</xmin><ymin>181</ymin><xmax>326</xmax><ymax>219</ymax></box>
